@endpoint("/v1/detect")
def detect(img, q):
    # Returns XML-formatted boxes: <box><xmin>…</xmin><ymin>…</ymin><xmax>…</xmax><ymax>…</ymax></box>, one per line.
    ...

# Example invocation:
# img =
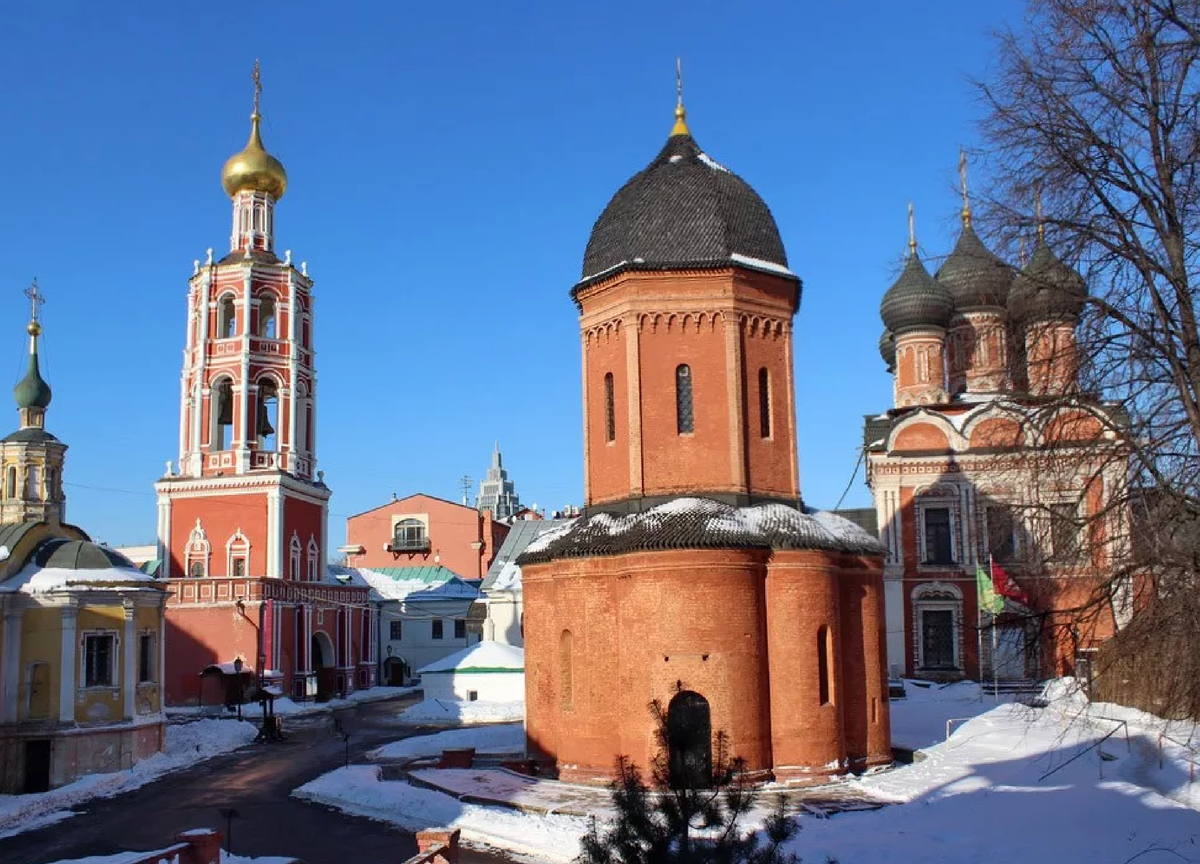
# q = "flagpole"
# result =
<box><xmin>977</xmin><ymin>560</ymin><xmax>985</xmax><ymax>691</ymax></box>
<box><xmin>991</xmin><ymin>554</ymin><xmax>999</xmax><ymax>702</ymax></box>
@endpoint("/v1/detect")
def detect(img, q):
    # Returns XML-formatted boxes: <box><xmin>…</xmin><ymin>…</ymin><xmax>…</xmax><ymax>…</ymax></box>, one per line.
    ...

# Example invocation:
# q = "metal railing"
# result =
<box><xmin>1158</xmin><ymin>732</ymin><xmax>1200</xmax><ymax>784</ymax></box>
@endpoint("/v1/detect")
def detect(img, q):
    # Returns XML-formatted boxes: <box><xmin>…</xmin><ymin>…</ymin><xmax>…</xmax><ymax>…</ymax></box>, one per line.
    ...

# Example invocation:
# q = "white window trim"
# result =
<box><xmin>911</xmin><ymin>582</ymin><xmax>964</xmax><ymax>672</ymax></box>
<box><xmin>289</xmin><ymin>531</ymin><xmax>302</xmax><ymax>580</ymax></box>
<box><xmin>226</xmin><ymin>528</ymin><xmax>251</xmax><ymax>578</ymax></box>
<box><xmin>80</xmin><ymin>629</ymin><xmax>119</xmax><ymax>691</ymax></box>
<box><xmin>916</xmin><ymin>499</ymin><xmax>960</xmax><ymax>567</ymax></box>
<box><xmin>306</xmin><ymin>535</ymin><xmax>320</xmax><ymax>582</ymax></box>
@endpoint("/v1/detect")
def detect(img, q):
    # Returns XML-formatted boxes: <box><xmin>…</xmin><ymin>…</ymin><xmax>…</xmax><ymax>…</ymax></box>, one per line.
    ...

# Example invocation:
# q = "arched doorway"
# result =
<box><xmin>666</xmin><ymin>690</ymin><xmax>712</xmax><ymax>788</ymax></box>
<box><xmin>382</xmin><ymin>656</ymin><xmax>408</xmax><ymax>687</ymax></box>
<box><xmin>312</xmin><ymin>631</ymin><xmax>335</xmax><ymax>702</ymax></box>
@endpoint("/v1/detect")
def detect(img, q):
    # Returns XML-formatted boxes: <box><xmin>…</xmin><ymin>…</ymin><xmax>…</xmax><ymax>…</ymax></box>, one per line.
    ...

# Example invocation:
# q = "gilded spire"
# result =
<box><xmin>221</xmin><ymin>59</ymin><xmax>288</xmax><ymax>200</ymax></box>
<box><xmin>671</xmin><ymin>57</ymin><xmax>690</xmax><ymax>137</ymax></box>
<box><xmin>908</xmin><ymin>202</ymin><xmax>917</xmax><ymax>255</ymax></box>
<box><xmin>959</xmin><ymin>148</ymin><xmax>972</xmax><ymax>228</ymax></box>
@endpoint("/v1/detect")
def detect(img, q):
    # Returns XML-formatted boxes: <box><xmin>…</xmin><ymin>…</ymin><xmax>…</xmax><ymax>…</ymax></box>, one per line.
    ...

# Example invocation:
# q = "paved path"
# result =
<box><xmin>0</xmin><ymin>696</ymin><xmax>514</xmax><ymax>864</ymax></box>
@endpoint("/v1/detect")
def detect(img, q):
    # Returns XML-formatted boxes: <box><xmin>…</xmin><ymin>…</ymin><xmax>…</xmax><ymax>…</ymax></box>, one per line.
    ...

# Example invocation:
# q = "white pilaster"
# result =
<box><xmin>266</xmin><ymin>487</ymin><xmax>282</xmax><ymax>578</ymax></box>
<box><xmin>59</xmin><ymin>604</ymin><xmax>76</xmax><ymax>723</ymax></box>
<box><xmin>122</xmin><ymin>602</ymin><xmax>136</xmax><ymax>719</ymax></box>
<box><xmin>238</xmin><ymin>270</ymin><xmax>252</xmax><ymax>473</ymax></box>
<box><xmin>1</xmin><ymin>602</ymin><xmax>23</xmax><ymax>723</ymax></box>
<box><xmin>287</xmin><ymin>271</ymin><xmax>299</xmax><ymax>467</ymax></box>
<box><xmin>156</xmin><ymin>496</ymin><xmax>172</xmax><ymax>578</ymax></box>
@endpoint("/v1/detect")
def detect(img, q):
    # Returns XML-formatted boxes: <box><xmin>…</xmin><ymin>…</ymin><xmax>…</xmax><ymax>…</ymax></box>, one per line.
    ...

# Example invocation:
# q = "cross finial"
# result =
<box><xmin>908</xmin><ymin>202</ymin><xmax>917</xmax><ymax>255</ymax></box>
<box><xmin>671</xmin><ymin>57</ymin><xmax>690</xmax><ymax>136</ymax></box>
<box><xmin>1035</xmin><ymin>185</ymin><xmax>1045</xmax><ymax>242</ymax></box>
<box><xmin>24</xmin><ymin>279</ymin><xmax>45</xmax><ymax>325</ymax></box>
<box><xmin>959</xmin><ymin>148</ymin><xmax>972</xmax><ymax>228</ymax></box>
<box><xmin>252</xmin><ymin>59</ymin><xmax>262</xmax><ymax>117</ymax></box>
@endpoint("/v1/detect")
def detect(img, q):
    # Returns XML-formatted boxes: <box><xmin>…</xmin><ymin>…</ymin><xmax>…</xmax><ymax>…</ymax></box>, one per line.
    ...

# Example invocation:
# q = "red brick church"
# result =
<box><xmin>155</xmin><ymin>68</ymin><xmax>374</xmax><ymax>705</ymax></box>
<box><xmin>519</xmin><ymin>88</ymin><xmax>891</xmax><ymax>783</ymax></box>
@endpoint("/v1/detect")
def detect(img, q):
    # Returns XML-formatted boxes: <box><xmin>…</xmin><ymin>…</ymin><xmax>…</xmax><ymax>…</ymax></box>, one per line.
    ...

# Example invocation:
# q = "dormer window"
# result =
<box><xmin>391</xmin><ymin>519</ymin><xmax>428</xmax><ymax>552</ymax></box>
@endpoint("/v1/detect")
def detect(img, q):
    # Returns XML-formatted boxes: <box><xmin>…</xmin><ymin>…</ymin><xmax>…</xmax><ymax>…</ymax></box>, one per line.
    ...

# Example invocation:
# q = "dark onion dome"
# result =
<box><xmin>14</xmin><ymin>322</ymin><xmax>51</xmax><ymax>410</ymax></box>
<box><xmin>879</xmin><ymin>329</ymin><xmax>896</xmax><ymax>370</ymax></box>
<box><xmin>31</xmin><ymin>537</ymin><xmax>140</xmax><ymax>570</ymax></box>
<box><xmin>936</xmin><ymin>224</ymin><xmax>1014</xmax><ymax>310</ymax></box>
<box><xmin>880</xmin><ymin>250</ymin><xmax>953</xmax><ymax>333</ymax></box>
<box><xmin>1009</xmin><ymin>240</ymin><xmax>1087</xmax><ymax>324</ymax></box>
<box><xmin>578</xmin><ymin>129</ymin><xmax>791</xmax><ymax>287</ymax></box>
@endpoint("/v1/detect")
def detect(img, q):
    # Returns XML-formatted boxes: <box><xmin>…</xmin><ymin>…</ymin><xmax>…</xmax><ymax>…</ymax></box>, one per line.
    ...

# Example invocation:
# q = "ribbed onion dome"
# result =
<box><xmin>880</xmin><ymin>250</ymin><xmax>953</xmax><ymax>333</ymax></box>
<box><xmin>1008</xmin><ymin>240</ymin><xmax>1087</xmax><ymax>324</ymax></box>
<box><xmin>936</xmin><ymin>224</ymin><xmax>1014</xmax><ymax>310</ymax></box>
<box><xmin>14</xmin><ymin>322</ymin><xmax>51</xmax><ymax>410</ymax></box>
<box><xmin>579</xmin><ymin>117</ymin><xmax>790</xmax><ymax>285</ymax></box>
<box><xmin>879</xmin><ymin>329</ymin><xmax>896</xmax><ymax>370</ymax></box>
<box><xmin>221</xmin><ymin>112</ymin><xmax>287</xmax><ymax>200</ymax></box>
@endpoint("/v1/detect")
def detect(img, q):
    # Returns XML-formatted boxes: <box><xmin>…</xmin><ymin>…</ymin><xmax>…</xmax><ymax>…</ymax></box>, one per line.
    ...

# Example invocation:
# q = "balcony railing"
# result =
<box><xmin>387</xmin><ymin>536</ymin><xmax>430</xmax><ymax>553</ymax></box>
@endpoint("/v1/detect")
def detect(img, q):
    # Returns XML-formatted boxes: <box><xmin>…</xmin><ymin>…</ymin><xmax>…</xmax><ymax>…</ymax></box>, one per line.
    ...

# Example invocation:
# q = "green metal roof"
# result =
<box><xmin>366</xmin><ymin>565</ymin><xmax>465</xmax><ymax>584</ymax></box>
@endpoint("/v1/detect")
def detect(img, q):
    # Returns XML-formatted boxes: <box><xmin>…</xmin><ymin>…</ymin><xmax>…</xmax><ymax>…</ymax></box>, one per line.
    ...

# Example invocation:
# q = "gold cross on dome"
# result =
<box><xmin>252</xmin><ymin>59</ymin><xmax>262</xmax><ymax>115</ymax></box>
<box><xmin>959</xmin><ymin>148</ymin><xmax>971</xmax><ymax>227</ymax></box>
<box><xmin>24</xmin><ymin>279</ymin><xmax>45</xmax><ymax>323</ymax></box>
<box><xmin>676</xmin><ymin>57</ymin><xmax>683</xmax><ymax>107</ymax></box>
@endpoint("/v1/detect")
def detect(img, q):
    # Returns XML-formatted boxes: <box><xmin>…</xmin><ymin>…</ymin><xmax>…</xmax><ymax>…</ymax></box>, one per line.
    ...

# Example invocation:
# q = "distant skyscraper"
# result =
<box><xmin>476</xmin><ymin>443</ymin><xmax>520</xmax><ymax>520</ymax></box>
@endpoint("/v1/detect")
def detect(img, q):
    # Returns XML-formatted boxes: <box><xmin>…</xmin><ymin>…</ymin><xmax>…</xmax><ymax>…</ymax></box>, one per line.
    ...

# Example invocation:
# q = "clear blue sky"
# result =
<box><xmin>0</xmin><ymin>1</ymin><xmax>1023</xmax><ymax>546</ymax></box>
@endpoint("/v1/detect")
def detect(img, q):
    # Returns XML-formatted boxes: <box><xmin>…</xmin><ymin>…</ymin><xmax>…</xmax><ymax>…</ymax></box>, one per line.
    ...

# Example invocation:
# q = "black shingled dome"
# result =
<box><xmin>1009</xmin><ymin>241</ymin><xmax>1087</xmax><ymax>324</ymax></box>
<box><xmin>579</xmin><ymin>132</ymin><xmax>789</xmax><ymax>284</ymax></box>
<box><xmin>880</xmin><ymin>251</ymin><xmax>953</xmax><ymax>334</ymax></box>
<box><xmin>937</xmin><ymin>225</ymin><xmax>1014</xmax><ymax>310</ymax></box>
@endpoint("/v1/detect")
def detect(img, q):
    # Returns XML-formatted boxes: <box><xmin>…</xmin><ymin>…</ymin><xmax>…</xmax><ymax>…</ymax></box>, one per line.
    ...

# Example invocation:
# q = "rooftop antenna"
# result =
<box><xmin>459</xmin><ymin>474</ymin><xmax>473</xmax><ymax>506</ymax></box>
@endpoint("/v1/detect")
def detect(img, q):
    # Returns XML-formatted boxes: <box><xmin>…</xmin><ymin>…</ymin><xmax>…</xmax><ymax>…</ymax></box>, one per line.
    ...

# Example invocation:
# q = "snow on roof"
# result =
<box><xmin>730</xmin><ymin>252</ymin><xmax>797</xmax><ymax>278</ymax></box>
<box><xmin>0</xmin><ymin>564</ymin><xmax>160</xmax><ymax>595</ymax></box>
<box><xmin>481</xmin><ymin>519</ymin><xmax>574</xmax><ymax>594</ymax></box>
<box><xmin>417</xmin><ymin>641</ymin><xmax>525</xmax><ymax>675</ymax></box>
<box><xmin>355</xmin><ymin>567</ymin><xmax>479</xmax><ymax>602</ymax></box>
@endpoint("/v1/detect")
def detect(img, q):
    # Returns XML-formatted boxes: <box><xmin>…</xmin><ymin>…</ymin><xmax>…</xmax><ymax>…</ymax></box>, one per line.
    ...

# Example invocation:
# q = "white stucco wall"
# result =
<box><xmin>422</xmin><ymin>669</ymin><xmax>524</xmax><ymax>702</ymax></box>
<box><xmin>481</xmin><ymin>592</ymin><xmax>523</xmax><ymax>647</ymax></box>
<box><xmin>379</xmin><ymin>597</ymin><xmax>478</xmax><ymax>676</ymax></box>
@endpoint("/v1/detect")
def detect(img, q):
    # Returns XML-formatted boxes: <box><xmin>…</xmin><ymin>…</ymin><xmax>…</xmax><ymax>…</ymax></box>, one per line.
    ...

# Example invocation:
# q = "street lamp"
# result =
<box><xmin>232</xmin><ymin>657</ymin><xmax>243</xmax><ymax>722</ymax></box>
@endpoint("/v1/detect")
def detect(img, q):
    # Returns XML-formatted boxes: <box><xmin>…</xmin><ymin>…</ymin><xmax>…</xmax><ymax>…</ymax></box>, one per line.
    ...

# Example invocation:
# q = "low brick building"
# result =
<box><xmin>518</xmin><ymin>93</ymin><xmax>890</xmax><ymax>784</ymax></box>
<box><xmin>342</xmin><ymin>494</ymin><xmax>509</xmax><ymax>581</ymax></box>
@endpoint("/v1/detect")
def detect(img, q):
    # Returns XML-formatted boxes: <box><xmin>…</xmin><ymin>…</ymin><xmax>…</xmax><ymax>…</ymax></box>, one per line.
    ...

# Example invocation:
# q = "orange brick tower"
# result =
<box><xmin>155</xmin><ymin>65</ymin><xmax>373</xmax><ymax>705</ymax></box>
<box><xmin>519</xmin><ymin>75</ymin><xmax>891</xmax><ymax>784</ymax></box>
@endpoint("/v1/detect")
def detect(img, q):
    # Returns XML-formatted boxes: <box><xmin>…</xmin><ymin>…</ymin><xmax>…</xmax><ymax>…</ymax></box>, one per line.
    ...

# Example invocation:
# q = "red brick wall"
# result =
<box><xmin>584</xmin><ymin>325</ymin><xmax>630</xmax><ymax>505</ymax></box>
<box><xmin>523</xmin><ymin>546</ymin><xmax>889</xmax><ymax>782</ymax></box>
<box><xmin>742</xmin><ymin>324</ymin><xmax>794</xmax><ymax>499</ymax></box>
<box><xmin>168</xmin><ymin>494</ymin><xmax>268</xmax><ymax>578</ymax></box>
<box><xmin>164</xmin><ymin>603</ymin><xmax>262</xmax><ymax>705</ymax></box>
<box><xmin>346</xmin><ymin>494</ymin><xmax>508</xmax><ymax>578</ymax></box>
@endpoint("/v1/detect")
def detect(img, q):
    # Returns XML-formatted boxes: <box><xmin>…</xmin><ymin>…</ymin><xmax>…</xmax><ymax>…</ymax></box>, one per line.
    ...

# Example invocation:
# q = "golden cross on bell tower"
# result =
<box><xmin>1035</xmin><ymin>185</ymin><xmax>1045</xmax><ymax>242</ymax></box>
<box><xmin>24</xmin><ymin>279</ymin><xmax>45</xmax><ymax>326</ymax></box>
<box><xmin>252</xmin><ymin>59</ymin><xmax>262</xmax><ymax>117</ymax></box>
<box><xmin>959</xmin><ymin>148</ymin><xmax>972</xmax><ymax>228</ymax></box>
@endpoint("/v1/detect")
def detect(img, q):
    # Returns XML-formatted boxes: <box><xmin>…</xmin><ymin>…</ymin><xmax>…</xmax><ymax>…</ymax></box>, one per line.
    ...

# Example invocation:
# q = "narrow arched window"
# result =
<box><xmin>212</xmin><ymin>379</ymin><xmax>233</xmax><ymax>451</ymax></box>
<box><xmin>817</xmin><ymin>625</ymin><xmax>832</xmax><ymax>706</ymax></box>
<box><xmin>256</xmin><ymin>378</ymin><xmax>278</xmax><ymax>450</ymax></box>
<box><xmin>25</xmin><ymin>465</ymin><xmax>41</xmax><ymax>500</ymax></box>
<box><xmin>219</xmin><ymin>296</ymin><xmax>236</xmax><ymax>339</ymax></box>
<box><xmin>4</xmin><ymin>466</ymin><xmax>14</xmax><ymax>499</ymax></box>
<box><xmin>676</xmin><ymin>365</ymin><xmax>694</xmax><ymax>434</ymax></box>
<box><xmin>259</xmin><ymin>296</ymin><xmax>276</xmax><ymax>339</ymax></box>
<box><xmin>759</xmin><ymin>367</ymin><xmax>771</xmax><ymax>439</ymax></box>
<box><xmin>604</xmin><ymin>373</ymin><xmax>615</xmax><ymax>442</ymax></box>
<box><xmin>560</xmin><ymin>630</ymin><xmax>574</xmax><ymax>711</ymax></box>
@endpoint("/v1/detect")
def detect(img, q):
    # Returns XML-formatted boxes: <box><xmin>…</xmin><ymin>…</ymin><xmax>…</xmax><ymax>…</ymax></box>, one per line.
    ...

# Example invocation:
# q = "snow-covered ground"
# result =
<box><xmin>295</xmin><ymin>680</ymin><xmax>1200</xmax><ymax>863</ymax></box>
<box><xmin>167</xmin><ymin>685</ymin><xmax>420</xmax><ymax>720</ymax></box>
<box><xmin>0</xmin><ymin>719</ymin><xmax>257</xmax><ymax>840</ymax></box>
<box><xmin>371</xmin><ymin>722</ymin><xmax>524</xmax><ymax>760</ymax></box>
<box><xmin>396</xmin><ymin>698</ymin><xmax>523</xmax><ymax>726</ymax></box>
<box><xmin>293</xmin><ymin>765</ymin><xmax>587</xmax><ymax>863</ymax></box>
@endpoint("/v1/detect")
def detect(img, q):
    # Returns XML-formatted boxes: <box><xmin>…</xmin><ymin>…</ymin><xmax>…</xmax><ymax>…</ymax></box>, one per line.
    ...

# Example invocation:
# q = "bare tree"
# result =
<box><xmin>975</xmin><ymin>0</ymin><xmax>1200</xmax><ymax>716</ymax></box>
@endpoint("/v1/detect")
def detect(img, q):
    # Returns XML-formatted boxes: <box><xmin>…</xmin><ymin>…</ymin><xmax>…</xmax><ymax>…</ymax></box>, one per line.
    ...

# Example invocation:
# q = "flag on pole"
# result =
<box><xmin>975</xmin><ymin>564</ymin><xmax>1004</xmax><ymax>614</ymax></box>
<box><xmin>991</xmin><ymin>561</ymin><xmax>1030</xmax><ymax>606</ymax></box>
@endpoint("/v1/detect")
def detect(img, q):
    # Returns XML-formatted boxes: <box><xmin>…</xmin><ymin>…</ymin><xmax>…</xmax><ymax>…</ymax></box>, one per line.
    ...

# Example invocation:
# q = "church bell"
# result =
<box><xmin>256</xmin><ymin>398</ymin><xmax>275</xmax><ymax>437</ymax></box>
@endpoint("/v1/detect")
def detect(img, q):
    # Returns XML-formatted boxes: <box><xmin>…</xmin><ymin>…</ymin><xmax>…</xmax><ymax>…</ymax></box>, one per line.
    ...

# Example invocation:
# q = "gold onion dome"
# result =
<box><xmin>221</xmin><ymin>111</ymin><xmax>287</xmax><ymax>200</ymax></box>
